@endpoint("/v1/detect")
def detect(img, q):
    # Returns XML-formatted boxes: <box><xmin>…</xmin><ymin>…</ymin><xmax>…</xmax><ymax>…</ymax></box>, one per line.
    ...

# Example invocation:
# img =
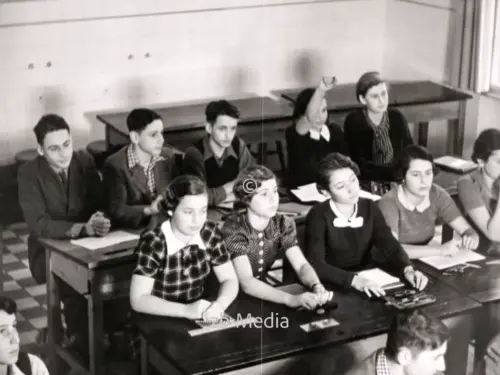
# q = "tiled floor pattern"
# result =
<box><xmin>0</xmin><ymin>223</ymin><xmax>478</xmax><ymax>374</ymax></box>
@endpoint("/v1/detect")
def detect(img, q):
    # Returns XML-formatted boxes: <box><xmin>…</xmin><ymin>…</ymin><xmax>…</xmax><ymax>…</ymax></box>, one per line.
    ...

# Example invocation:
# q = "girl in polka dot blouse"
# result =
<box><xmin>221</xmin><ymin>165</ymin><xmax>333</xmax><ymax>311</ymax></box>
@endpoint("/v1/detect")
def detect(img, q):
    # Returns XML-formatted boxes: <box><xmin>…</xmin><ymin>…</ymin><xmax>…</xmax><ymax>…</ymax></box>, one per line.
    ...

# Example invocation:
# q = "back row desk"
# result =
<box><xmin>41</xmin><ymin>170</ymin><xmax>473</xmax><ymax>375</ymax></box>
<box><xmin>273</xmin><ymin>80</ymin><xmax>473</xmax><ymax>156</ymax></box>
<box><xmin>96</xmin><ymin>81</ymin><xmax>472</xmax><ymax>158</ymax></box>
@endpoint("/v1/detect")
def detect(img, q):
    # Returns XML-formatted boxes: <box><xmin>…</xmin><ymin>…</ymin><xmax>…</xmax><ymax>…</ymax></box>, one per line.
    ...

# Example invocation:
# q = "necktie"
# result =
<box><xmin>58</xmin><ymin>171</ymin><xmax>67</xmax><ymax>190</ymax></box>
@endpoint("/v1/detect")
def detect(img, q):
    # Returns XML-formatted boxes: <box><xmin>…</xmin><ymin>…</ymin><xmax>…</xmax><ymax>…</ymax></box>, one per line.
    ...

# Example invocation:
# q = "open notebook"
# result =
<box><xmin>290</xmin><ymin>183</ymin><xmax>380</xmax><ymax>203</ymax></box>
<box><xmin>419</xmin><ymin>250</ymin><xmax>485</xmax><ymax>270</ymax></box>
<box><xmin>357</xmin><ymin>268</ymin><xmax>404</xmax><ymax>290</ymax></box>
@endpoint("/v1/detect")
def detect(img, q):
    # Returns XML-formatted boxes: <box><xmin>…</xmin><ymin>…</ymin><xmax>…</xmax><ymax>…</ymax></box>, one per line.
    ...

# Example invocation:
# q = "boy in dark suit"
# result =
<box><xmin>18</xmin><ymin>114</ymin><xmax>112</xmax><ymax>365</ymax></box>
<box><xmin>182</xmin><ymin>100</ymin><xmax>255</xmax><ymax>206</ymax></box>
<box><xmin>102</xmin><ymin>108</ymin><xmax>182</xmax><ymax>229</ymax></box>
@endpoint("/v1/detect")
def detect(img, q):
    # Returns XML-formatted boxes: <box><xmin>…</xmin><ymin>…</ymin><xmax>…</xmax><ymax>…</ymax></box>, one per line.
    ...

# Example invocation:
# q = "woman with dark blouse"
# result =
<box><xmin>221</xmin><ymin>165</ymin><xmax>333</xmax><ymax>310</ymax></box>
<box><xmin>305</xmin><ymin>153</ymin><xmax>427</xmax><ymax>297</ymax></box>
<box><xmin>344</xmin><ymin>72</ymin><xmax>414</xmax><ymax>194</ymax></box>
<box><xmin>285</xmin><ymin>77</ymin><xmax>349</xmax><ymax>188</ymax></box>
<box><xmin>129</xmin><ymin>175</ymin><xmax>238</xmax><ymax>321</ymax></box>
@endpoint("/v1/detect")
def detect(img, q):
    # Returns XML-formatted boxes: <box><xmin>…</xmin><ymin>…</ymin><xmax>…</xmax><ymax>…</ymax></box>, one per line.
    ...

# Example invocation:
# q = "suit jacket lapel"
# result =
<box><xmin>39</xmin><ymin>157</ymin><xmax>69</xmax><ymax>212</ymax></box>
<box><xmin>67</xmin><ymin>157</ymin><xmax>83</xmax><ymax>213</ymax></box>
<box><xmin>129</xmin><ymin>165</ymin><xmax>151</xmax><ymax>199</ymax></box>
<box><xmin>153</xmin><ymin>158</ymin><xmax>169</xmax><ymax>196</ymax></box>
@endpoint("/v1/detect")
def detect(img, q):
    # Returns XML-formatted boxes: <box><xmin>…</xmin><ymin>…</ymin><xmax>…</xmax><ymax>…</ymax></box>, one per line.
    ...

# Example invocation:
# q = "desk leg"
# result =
<box><xmin>417</xmin><ymin>122</ymin><xmax>429</xmax><ymax>147</ymax></box>
<box><xmin>449</xmin><ymin>101</ymin><xmax>467</xmax><ymax>156</ymax></box>
<box><xmin>89</xmin><ymin>271</ymin><xmax>105</xmax><ymax>375</ymax></box>
<box><xmin>46</xmin><ymin>249</ymin><xmax>62</xmax><ymax>375</ymax></box>
<box><xmin>444</xmin><ymin>313</ymin><xmax>472</xmax><ymax>375</ymax></box>
<box><xmin>0</xmin><ymin>224</ymin><xmax>4</xmax><ymax>293</ymax></box>
<box><xmin>141</xmin><ymin>336</ymin><xmax>149</xmax><ymax>375</ymax></box>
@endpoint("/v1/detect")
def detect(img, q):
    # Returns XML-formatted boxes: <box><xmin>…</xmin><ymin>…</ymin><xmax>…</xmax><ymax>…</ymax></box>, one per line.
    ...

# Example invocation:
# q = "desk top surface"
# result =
<box><xmin>97</xmin><ymin>96</ymin><xmax>292</xmax><ymax>136</ymax></box>
<box><xmin>39</xmin><ymin>171</ymin><xmax>463</xmax><ymax>269</ymax></box>
<box><xmin>416</xmin><ymin>256</ymin><xmax>500</xmax><ymax>304</ymax></box>
<box><xmin>133</xmin><ymin>276</ymin><xmax>479</xmax><ymax>375</ymax></box>
<box><xmin>274</xmin><ymin>80</ymin><xmax>473</xmax><ymax>112</ymax></box>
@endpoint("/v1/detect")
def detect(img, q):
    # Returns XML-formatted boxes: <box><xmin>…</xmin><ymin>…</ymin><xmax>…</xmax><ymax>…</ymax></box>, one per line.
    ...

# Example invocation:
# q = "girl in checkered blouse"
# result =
<box><xmin>129</xmin><ymin>175</ymin><xmax>239</xmax><ymax>321</ymax></box>
<box><xmin>221</xmin><ymin>165</ymin><xmax>333</xmax><ymax>311</ymax></box>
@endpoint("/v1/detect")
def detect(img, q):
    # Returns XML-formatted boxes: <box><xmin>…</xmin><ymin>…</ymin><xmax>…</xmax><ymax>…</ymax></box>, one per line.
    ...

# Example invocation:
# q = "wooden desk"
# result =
<box><xmin>273</xmin><ymin>81</ymin><xmax>473</xmax><ymax>156</ymax></box>
<box><xmin>96</xmin><ymin>96</ymin><xmax>293</xmax><ymax>152</ymax></box>
<box><xmin>41</xmin><ymin>203</ymin><xmax>308</xmax><ymax>375</ymax></box>
<box><xmin>135</xmin><ymin>274</ymin><xmax>479</xmax><ymax>375</ymax></box>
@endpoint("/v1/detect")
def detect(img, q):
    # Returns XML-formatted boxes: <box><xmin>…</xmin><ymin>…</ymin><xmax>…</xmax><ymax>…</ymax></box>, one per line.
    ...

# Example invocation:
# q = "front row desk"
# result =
<box><xmin>41</xmin><ymin>178</ymin><xmax>488</xmax><ymax>375</ymax></box>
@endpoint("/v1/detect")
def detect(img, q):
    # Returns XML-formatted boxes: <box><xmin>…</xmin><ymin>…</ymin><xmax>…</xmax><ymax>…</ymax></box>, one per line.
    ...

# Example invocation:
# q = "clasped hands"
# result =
<box><xmin>85</xmin><ymin>211</ymin><xmax>111</xmax><ymax>237</ymax></box>
<box><xmin>286</xmin><ymin>284</ymin><xmax>334</xmax><ymax>311</ymax></box>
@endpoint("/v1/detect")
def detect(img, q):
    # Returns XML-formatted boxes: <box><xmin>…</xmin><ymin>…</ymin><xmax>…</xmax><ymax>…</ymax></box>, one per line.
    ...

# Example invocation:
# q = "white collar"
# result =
<box><xmin>397</xmin><ymin>185</ymin><xmax>430</xmax><ymax>212</ymax></box>
<box><xmin>309</xmin><ymin>124</ymin><xmax>330</xmax><ymax>142</ymax></box>
<box><xmin>329</xmin><ymin>200</ymin><xmax>363</xmax><ymax>228</ymax></box>
<box><xmin>161</xmin><ymin>220</ymin><xmax>206</xmax><ymax>255</ymax></box>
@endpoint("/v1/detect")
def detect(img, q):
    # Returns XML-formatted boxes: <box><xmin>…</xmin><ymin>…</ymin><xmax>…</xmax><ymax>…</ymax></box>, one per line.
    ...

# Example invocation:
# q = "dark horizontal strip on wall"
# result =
<box><xmin>0</xmin><ymin>0</ymin><xmax>352</xmax><ymax>28</ymax></box>
<box><xmin>395</xmin><ymin>0</ymin><xmax>455</xmax><ymax>12</ymax></box>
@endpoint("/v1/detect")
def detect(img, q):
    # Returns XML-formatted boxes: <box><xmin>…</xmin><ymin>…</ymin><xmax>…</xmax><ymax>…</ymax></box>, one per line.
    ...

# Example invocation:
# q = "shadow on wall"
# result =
<box><xmin>292</xmin><ymin>50</ymin><xmax>324</xmax><ymax>87</ymax></box>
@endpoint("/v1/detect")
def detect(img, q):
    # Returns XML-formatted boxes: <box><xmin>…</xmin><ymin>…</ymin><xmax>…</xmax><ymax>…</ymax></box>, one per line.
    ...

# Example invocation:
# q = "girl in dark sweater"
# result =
<box><xmin>344</xmin><ymin>72</ymin><xmax>414</xmax><ymax>195</ymax></box>
<box><xmin>304</xmin><ymin>153</ymin><xmax>427</xmax><ymax>297</ymax></box>
<box><xmin>285</xmin><ymin>77</ymin><xmax>349</xmax><ymax>188</ymax></box>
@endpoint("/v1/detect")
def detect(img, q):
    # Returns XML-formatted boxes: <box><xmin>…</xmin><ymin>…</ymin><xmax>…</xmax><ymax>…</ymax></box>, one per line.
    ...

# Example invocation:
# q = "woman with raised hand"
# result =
<box><xmin>285</xmin><ymin>76</ymin><xmax>349</xmax><ymax>188</ymax></box>
<box><xmin>221</xmin><ymin>165</ymin><xmax>333</xmax><ymax>311</ymax></box>
<box><xmin>129</xmin><ymin>175</ymin><xmax>238</xmax><ymax>321</ymax></box>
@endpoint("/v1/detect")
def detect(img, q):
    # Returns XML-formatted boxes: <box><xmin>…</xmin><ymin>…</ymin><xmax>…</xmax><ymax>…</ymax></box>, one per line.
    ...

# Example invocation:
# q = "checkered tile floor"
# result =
<box><xmin>1</xmin><ymin>223</ymin><xmax>47</xmax><ymax>348</ymax></box>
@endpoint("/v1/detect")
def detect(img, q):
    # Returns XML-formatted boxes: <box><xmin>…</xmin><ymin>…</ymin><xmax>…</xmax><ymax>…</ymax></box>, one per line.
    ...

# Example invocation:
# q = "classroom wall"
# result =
<box><xmin>0</xmin><ymin>0</ymin><xmax>387</xmax><ymax>165</ymax></box>
<box><xmin>382</xmin><ymin>0</ymin><xmax>480</xmax><ymax>158</ymax></box>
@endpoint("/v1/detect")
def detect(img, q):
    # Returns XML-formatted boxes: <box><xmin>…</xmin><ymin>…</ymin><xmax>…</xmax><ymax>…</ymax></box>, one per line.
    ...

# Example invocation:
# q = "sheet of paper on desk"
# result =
<box><xmin>70</xmin><ymin>231</ymin><xmax>139</xmax><ymax>250</ymax></box>
<box><xmin>357</xmin><ymin>268</ymin><xmax>404</xmax><ymax>289</ymax></box>
<box><xmin>291</xmin><ymin>183</ymin><xmax>328</xmax><ymax>202</ymax></box>
<box><xmin>419</xmin><ymin>251</ymin><xmax>485</xmax><ymax>270</ymax></box>
<box><xmin>434</xmin><ymin>156</ymin><xmax>477</xmax><ymax>172</ymax></box>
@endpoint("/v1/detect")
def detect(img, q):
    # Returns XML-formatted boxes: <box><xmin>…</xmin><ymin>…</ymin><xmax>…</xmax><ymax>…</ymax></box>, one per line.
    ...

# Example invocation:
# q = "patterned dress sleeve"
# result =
<box><xmin>134</xmin><ymin>230</ymin><xmax>164</xmax><ymax>278</ymax></box>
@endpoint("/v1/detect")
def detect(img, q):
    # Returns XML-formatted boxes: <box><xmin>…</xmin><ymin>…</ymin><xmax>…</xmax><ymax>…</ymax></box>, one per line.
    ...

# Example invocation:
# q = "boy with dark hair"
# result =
<box><xmin>345</xmin><ymin>309</ymin><xmax>449</xmax><ymax>375</ymax></box>
<box><xmin>19</xmin><ymin>114</ymin><xmax>110</xmax><ymax>283</ymax></box>
<box><xmin>0</xmin><ymin>296</ymin><xmax>49</xmax><ymax>375</ymax></box>
<box><xmin>102</xmin><ymin>108</ymin><xmax>182</xmax><ymax>228</ymax></box>
<box><xmin>182</xmin><ymin>100</ymin><xmax>255</xmax><ymax>206</ymax></box>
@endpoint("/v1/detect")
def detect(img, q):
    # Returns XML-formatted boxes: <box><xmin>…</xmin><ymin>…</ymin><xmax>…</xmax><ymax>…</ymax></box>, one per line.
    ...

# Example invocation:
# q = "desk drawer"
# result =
<box><xmin>51</xmin><ymin>252</ymin><xmax>89</xmax><ymax>295</ymax></box>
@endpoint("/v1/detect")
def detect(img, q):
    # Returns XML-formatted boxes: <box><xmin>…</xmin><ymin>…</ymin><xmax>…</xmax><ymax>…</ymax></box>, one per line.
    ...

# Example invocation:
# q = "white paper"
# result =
<box><xmin>434</xmin><ymin>156</ymin><xmax>476</xmax><ymax>170</ymax></box>
<box><xmin>419</xmin><ymin>251</ymin><xmax>485</xmax><ymax>270</ymax></box>
<box><xmin>291</xmin><ymin>183</ymin><xmax>328</xmax><ymax>203</ymax></box>
<box><xmin>359</xmin><ymin>190</ymin><xmax>381</xmax><ymax>201</ymax></box>
<box><xmin>357</xmin><ymin>268</ymin><xmax>403</xmax><ymax>289</ymax></box>
<box><xmin>70</xmin><ymin>230</ymin><xmax>139</xmax><ymax>250</ymax></box>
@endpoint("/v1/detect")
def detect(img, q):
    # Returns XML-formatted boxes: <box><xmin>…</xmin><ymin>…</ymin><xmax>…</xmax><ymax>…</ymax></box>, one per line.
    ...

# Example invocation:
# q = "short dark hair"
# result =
<box><xmin>394</xmin><ymin>145</ymin><xmax>438</xmax><ymax>182</ymax></box>
<box><xmin>233</xmin><ymin>165</ymin><xmax>276</xmax><ymax>206</ymax></box>
<box><xmin>356</xmin><ymin>71</ymin><xmax>386</xmax><ymax>102</ymax></box>
<box><xmin>385</xmin><ymin>310</ymin><xmax>449</xmax><ymax>360</ymax></box>
<box><xmin>292</xmin><ymin>88</ymin><xmax>316</xmax><ymax>120</ymax></box>
<box><xmin>316</xmin><ymin>153</ymin><xmax>360</xmax><ymax>191</ymax></box>
<box><xmin>158</xmin><ymin>175</ymin><xmax>208</xmax><ymax>219</ymax></box>
<box><xmin>33</xmin><ymin>114</ymin><xmax>70</xmax><ymax>145</ymax></box>
<box><xmin>205</xmin><ymin>100</ymin><xmax>240</xmax><ymax>125</ymax></box>
<box><xmin>471</xmin><ymin>128</ymin><xmax>500</xmax><ymax>163</ymax></box>
<box><xmin>0</xmin><ymin>296</ymin><xmax>17</xmax><ymax>315</ymax></box>
<box><xmin>126</xmin><ymin>108</ymin><xmax>161</xmax><ymax>133</ymax></box>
